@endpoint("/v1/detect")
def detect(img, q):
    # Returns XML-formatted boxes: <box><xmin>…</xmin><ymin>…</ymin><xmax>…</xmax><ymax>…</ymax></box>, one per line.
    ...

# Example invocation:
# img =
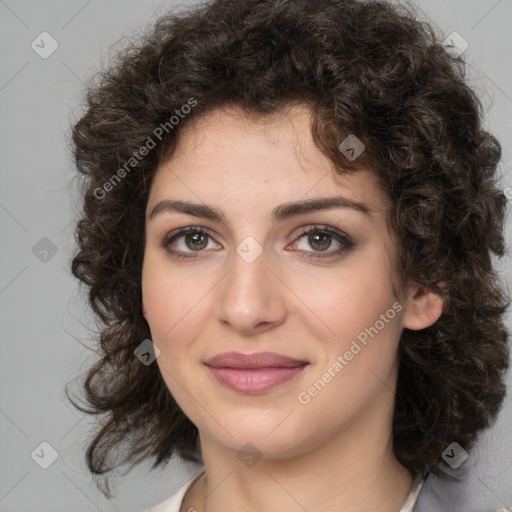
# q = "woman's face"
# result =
<box><xmin>141</xmin><ymin>104</ymin><xmax>420</xmax><ymax>459</ymax></box>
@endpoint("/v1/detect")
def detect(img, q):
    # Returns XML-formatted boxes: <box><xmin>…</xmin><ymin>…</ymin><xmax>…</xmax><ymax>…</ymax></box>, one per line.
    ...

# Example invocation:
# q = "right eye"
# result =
<box><xmin>161</xmin><ymin>226</ymin><xmax>222</xmax><ymax>259</ymax></box>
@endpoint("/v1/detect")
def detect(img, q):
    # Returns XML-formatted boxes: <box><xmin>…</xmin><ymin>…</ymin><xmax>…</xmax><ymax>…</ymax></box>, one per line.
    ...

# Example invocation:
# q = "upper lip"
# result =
<box><xmin>204</xmin><ymin>351</ymin><xmax>308</xmax><ymax>369</ymax></box>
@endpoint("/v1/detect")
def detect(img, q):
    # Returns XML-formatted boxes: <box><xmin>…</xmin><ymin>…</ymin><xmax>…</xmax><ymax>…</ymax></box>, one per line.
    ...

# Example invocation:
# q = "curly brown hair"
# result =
<box><xmin>67</xmin><ymin>0</ymin><xmax>510</xmax><ymax>498</ymax></box>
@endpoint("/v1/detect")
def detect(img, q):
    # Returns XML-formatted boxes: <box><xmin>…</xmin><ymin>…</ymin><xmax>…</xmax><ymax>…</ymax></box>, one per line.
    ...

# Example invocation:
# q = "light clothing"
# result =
<box><xmin>149</xmin><ymin>468</ymin><xmax>205</xmax><ymax>512</ymax></box>
<box><xmin>148</xmin><ymin>467</ymin><xmax>424</xmax><ymax>512</ymax></box>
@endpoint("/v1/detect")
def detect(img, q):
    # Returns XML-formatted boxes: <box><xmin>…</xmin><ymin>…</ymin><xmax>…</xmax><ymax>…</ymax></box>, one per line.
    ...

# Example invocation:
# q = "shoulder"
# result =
<box><xmin>147</xmin><ymin>467</ymin><xmax>206</xmax><ymax>512</ymax></box>
<box><xmin>399</xmin><ymin>475</ymin><xmax>424</xmax><ymax>512</ymax></box>
<box><xmin>413</xmin><ymin>469</ymin><xmax>512</xmax><ymax>512</ymax></box>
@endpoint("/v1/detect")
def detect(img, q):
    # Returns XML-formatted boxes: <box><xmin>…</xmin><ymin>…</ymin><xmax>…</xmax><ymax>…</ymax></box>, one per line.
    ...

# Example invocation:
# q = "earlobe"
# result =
<box><xmin>402</xmin><ymin>282</ymin><xmax>444</xmax><ymax>331</ymax></box>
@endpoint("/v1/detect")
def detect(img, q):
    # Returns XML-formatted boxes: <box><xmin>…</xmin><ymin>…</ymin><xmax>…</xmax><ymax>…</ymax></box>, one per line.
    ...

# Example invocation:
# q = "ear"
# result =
<box><xmin>141</xmin><ymin>299</ymin><xmax>147</xmax><ymax>319</ymax></box>
<box><xmin>402</xmin><ymin>281</ymin><xmax>444</xmax><ymax>330</ymax></box>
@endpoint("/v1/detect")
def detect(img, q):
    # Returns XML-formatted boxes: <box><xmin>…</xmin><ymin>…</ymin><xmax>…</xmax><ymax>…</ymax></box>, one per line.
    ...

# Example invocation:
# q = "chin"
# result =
<box><xmin>205</xmin><ymin>412</ymin><xmax>313</xmax><ymax>458</ymax></box>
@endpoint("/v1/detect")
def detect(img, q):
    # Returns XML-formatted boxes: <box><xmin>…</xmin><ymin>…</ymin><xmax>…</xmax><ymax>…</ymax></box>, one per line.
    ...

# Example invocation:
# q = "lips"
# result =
<box><xmin>204</xmin><ymin>351</ymin><xmax>309</xmax><ymax>394</ymax></box>
<box><xmin>204</xmin><ymin>351</ymin><xmax>308</xmax><ymax>369</ymax></box>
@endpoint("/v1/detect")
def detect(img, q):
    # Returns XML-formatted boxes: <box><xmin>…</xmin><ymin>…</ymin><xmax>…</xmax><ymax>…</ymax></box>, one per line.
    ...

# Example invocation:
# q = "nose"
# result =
<box><xmin>215</xmin><ymin>245</ymin><xmax>287</xmax><ymax>334</ymax></box>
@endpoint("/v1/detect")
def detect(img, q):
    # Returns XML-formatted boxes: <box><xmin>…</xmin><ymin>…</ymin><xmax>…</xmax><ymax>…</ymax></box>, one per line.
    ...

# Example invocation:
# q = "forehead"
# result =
<box><xmin>148</xmin><ymin>104</ymin><xmax>389</xmax><ymax>215</ymax></box>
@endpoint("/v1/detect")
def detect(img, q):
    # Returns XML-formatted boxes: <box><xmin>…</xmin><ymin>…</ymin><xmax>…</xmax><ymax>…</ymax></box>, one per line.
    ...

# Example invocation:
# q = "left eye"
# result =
<box><xmin>289</xmin><ymin>225</ymin><xmax>354</xmax><ymax>258</ymax></box>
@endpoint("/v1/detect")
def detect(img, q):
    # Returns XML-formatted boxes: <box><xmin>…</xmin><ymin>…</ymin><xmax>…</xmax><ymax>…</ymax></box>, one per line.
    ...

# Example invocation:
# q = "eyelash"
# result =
<box><xmin>160</xmin><ymin>225</ymin><xmax>354</xmax><ymax>260</ymax></box>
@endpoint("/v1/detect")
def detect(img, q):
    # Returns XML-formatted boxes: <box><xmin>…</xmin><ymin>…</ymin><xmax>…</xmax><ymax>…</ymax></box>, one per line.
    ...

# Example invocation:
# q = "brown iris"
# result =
<box><xmin>185</xmin><ymin>232</ymin><xmax>208</xmax><ymax>250</ymax></box>
<box><xmin>308</xmin><ymin>232</ymin><xmax>331</xmax><ymax>251</ymax></box>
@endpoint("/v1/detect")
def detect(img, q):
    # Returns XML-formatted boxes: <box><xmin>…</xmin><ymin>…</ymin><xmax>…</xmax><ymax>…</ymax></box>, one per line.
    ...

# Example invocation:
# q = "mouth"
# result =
<box><xmin>204</xmin><ymin>351</ymin><xmax>309</xmax><ymax>394</ymax></box>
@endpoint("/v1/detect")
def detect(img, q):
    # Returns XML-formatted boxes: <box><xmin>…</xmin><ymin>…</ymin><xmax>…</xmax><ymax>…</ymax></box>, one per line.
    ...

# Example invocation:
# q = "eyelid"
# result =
<box><xmin>161</xmin><ymin>226</ymin><xmax>220</xmax><ymax>251</ymax></box>
<box><xmin>291</xmin><ymin>224</ymin><xmax>352</xmax><ymax>243</ymax></box>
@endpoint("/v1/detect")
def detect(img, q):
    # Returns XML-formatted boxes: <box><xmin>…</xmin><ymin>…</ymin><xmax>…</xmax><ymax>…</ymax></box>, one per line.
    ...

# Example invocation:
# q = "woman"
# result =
<box><xmin>68</xmin><ymin>0</ymin><xmax>511</xmax><ymax>510</ymax></box>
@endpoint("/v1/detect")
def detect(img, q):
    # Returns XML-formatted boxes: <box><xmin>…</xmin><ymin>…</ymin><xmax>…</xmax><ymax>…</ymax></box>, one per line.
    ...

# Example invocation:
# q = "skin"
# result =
<box><xmin>141</xmin><ymin>104</ymin><xmax>443</xmax><ymax>512</ymax></box>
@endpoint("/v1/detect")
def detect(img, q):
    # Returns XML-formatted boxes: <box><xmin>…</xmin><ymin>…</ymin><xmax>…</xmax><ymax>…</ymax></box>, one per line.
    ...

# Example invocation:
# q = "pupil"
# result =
<box><xmin>310</xmin><ymin>233</ymin><xmax>331</xmax><ymax>251</ymax></box>
<box><xmin>186</xmin><ymin>232</ymin><xmax>207</xmax><ymax>250</ymax></box>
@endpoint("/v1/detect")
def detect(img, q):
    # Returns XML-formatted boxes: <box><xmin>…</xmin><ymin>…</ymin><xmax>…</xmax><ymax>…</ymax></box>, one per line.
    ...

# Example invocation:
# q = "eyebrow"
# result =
<box><xmin>148</xmin><ymin>196</ymin><xmax>371</xmax><ymax>225</ymax></box>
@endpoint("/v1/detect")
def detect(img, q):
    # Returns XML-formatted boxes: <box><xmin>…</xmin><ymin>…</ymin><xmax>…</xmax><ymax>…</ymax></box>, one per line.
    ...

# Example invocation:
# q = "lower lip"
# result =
<box><xmin>206</xmin><ymin>365</ymin><xmax>308</xmax><ymax>394</ymax></box>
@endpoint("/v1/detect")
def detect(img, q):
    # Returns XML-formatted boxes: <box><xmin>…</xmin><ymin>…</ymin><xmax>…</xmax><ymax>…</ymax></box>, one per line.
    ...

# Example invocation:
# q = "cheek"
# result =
<box><xmin>141</xmin><ymin>255</ymin><xmax>218</xmax><ymax>399</ymax></box>
<box><xmin>141</xmin><ymin>255</ymin><xmax>209</xmax><ymax>339</ymax></box>
<box><xmin>291</xmin><ymin>259</ymin><xmax>397</xmax><ymax>340</ymax></box>
<box><xmin>289</xmin><ymin>255</ymin><xmax>402</xmax><ymax>396</ymax></box>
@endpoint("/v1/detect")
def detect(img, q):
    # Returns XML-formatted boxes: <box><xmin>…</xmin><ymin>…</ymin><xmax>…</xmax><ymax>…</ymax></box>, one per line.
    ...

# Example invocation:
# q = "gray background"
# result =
<box><xmin>1</xmin><ymin>0</ymin><xmax>511</xmax><ymax>511</ymax></box>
